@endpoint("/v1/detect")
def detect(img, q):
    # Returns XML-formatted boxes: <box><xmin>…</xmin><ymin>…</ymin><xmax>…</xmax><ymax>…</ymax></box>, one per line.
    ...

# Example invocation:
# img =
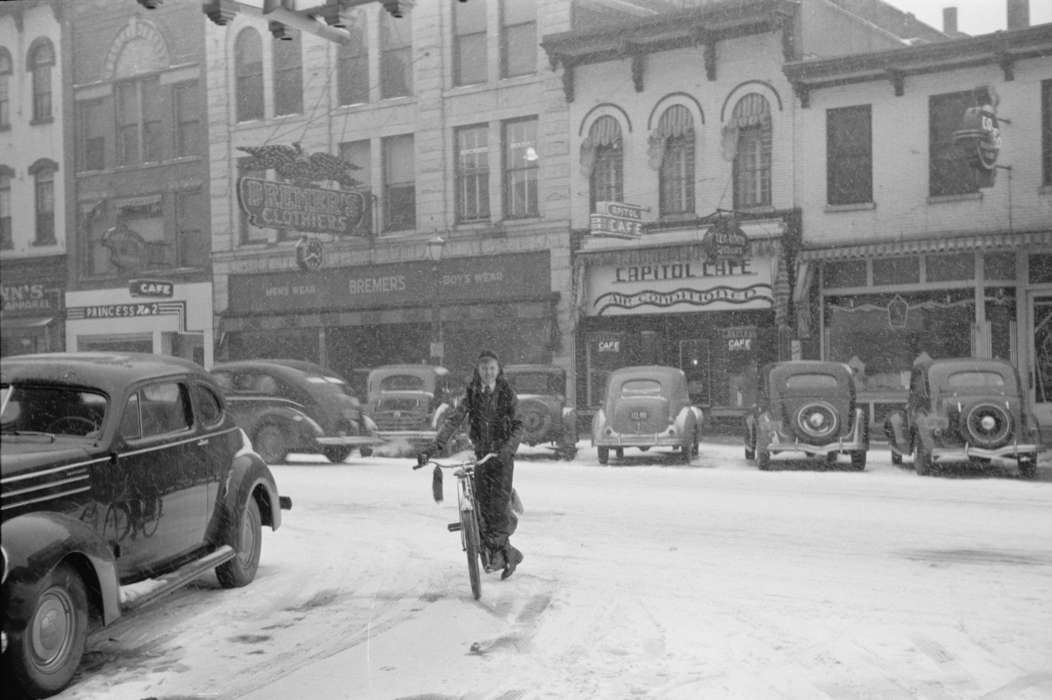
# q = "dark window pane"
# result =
<box><xmin>659</xmin><ymin>134</ymin><xmax>694</xmax><ymax>215</ymax></box>
<box><xmin>383</xmin><ymin>135</ymin><xmax>414</xmax><ymax>231</ymax></box>
<box><xmin>455</xmin><ymin>33</ymin><xmax>487</xmax><ymax>85</ymax></box>
<box><xmin>930</xmin><ymin>90</ymin><xmax>982</xmax><ymax>196</ymax></box>
<box><xmin>503</xmin><ymin>118</ymin><xmax>538</xmax><ymax>218</ymax></box>
<box><xmin>1043</xmin><ymin>80</ymin><xmax>1052</xmax><ymax>186</ymax></box>
<box><xmin>827</xmin><ymin>105</ymin><xmax>872</xmax><ymax>205</ymax></box>
<box><xmin>456</xmin><ymin>125</ymin><xmax>489</xmax><ymax>221</ymax></box>
<box><xmin>177</xmin><ymin>189</ymin><xmax>208</xmax><ymax>268</ymax></box>
<box><xmin>501</xmin><ymin>21</ymin><xmax>535</xmax><ymax>78</ymax></box>
<box><xmin>337</xmin><ymin>10</ymin><xmax>368</xmax><ymax>105</ymax></box>
<box><xmin>822</xmin><ymin>260</ymin><xmax>866</xmax><ymax>288</ymax></box>
<box><xmin>925</xmin><ymin>253</ymin><xmax>974</xmax><ymax>282</ymax></box>
<box><xmin>1029</xmin><ymin>254</ymin><xmax>1052</xmax><ymax>284</ymax></box>
<box><xmin>873</xmin><ymin>256</ymin><xmax>919</xmax><ymax>285</ymax></box>
<box><xmin>273</xmin><ymin>31</ymin><xmax>303</xmax><ymax>116</ymax></box>
<box><xmin>380</xmin><ymin>13</ymin><xmax>412</xmax><ymax>98</ymax></box>
<box><xmin>984</xmin><ymin>252</ymin><xmax>1015</xmax><ymax>281</ymax></box>
<box><xmin>235</xmin><ymin>29</ymin><xmax>264</xmax><ymax>121</ymax></box>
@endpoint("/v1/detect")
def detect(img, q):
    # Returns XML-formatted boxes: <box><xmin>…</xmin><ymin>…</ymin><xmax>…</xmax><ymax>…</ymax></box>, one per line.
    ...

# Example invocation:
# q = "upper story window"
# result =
<box><xmin>78</xmin><ymin>99</ymin><xmax>108</xmax><ymax>171</ymax></box>
<box><xmin>29</xmin><ymin>158</ymin><xmax>58</xmax><ymax>246</ymax></box>
<box><xmin>500</xmin><ymin>0</ymin><xmax>536</xmax><ymax>78</ymax></box>
<box><xmin>503</xmin><ymin>117</ymin><xmax>538</xmax><ymax>219</ymax></box>
<box><xmin>176</xmin><ymin>189</ymin><xmax>208</xmax><ymax>268</ymax></box>
<box><xmin>382</xmin><ymin>134</ymin><xmax>415</xmax><ymax>231</ymax></box>
<box><xmin>337</xmin><ymin>9</ymin><xmax>368</xmax><ymax>105</ymax></box>
<box><xmin>28</xmin><ymin>38</ymin><xmax>54</xmax><ymax>122</ymax></box>
<box><xmin>584</xmin><ymin>115</ymin><xmax>623</xmax><ymax>212</ymax></box>
<box><xmin>653</xmin><ymin>105</ymin><xmax>695</xmax><ymax>216</ymax></box>
<box><xmin>454</xmin><ymin>0</ymin><xmax>487</xmax><ymax>86</ymax></box>
<box><xmin>826</xmin><ymin>104</ymin><xmax>872</xmax><ymax>205</ymax></box>
<box><xmin>273</xmin><ymin>30</ymin><xmax>303</xmax><ymax>116</ymax></box>
<box><xmin>172</xmin><ymin>81</ymin><xmax>202</xmax><ymax>158</ymax></box>
<box><xmin>235</xmin><ymin>28</ymin><xmax>264</xmax><ymax>122</ymax></box>
<box><xmin>0</xmin><ymin>168</ymin><xmax>12</xmax><ymax>249</ymax></box>
<box><xmin>730</xmin><ymin>93</ymin><xmax>771</xmax><ymax>209</ymax></box>
<box><xmin>380</xmin><ymin>12</ymin><xmax>412</xmax><ymax>99</ymax></box>
<box><xmin>1042</xmin><ymin>79</ymin><xmax>1051</xmax><ymax>187</ymax></box>
<box><xmin>930</xmin><ymin>89</ymin><xmax>983</xmax><ymax>197</ymax></box>
<box><xmin>116</xmin><ymin>77</ymin><xmax>163</xmax><ymax>166</ymax></box>
<box><xmin>0</xmin><ymin>48</ymin><xmax>11</xmax><ymax>130</ymax></box>
<box><xmin>456</xmin><ymin>124</ymin><xmax>489</xmax><ymax>222</ymax></box>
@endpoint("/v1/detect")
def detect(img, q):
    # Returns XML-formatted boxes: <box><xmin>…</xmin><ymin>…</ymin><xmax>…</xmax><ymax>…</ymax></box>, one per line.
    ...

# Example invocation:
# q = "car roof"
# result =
<box><xmin>369</xmin><ymin>364</ymin><xmax>449</xmax><ymax>376</ymax></box>
<box><xmin>2</xmin><ymin>352</ymin><xmax>209</xmax><ymax>396</ymax></box>
<box><xmin>609</xmin><ymin>365</ymin><xmax>684</xmax><ymax>380</ymax></box>
<box><xmin>212</xmin><ymin>359</ymin><xmax>340</xmax><ymax>377</ymax></box>
<box><xmin>504</xmin><ymin>364</ymin><xmax>564</xmax><ymax>374</ymax></box>
<box><xmin>767</xmin><ymin>360</ymin><xmax>852</xmax><ymax>376</ymax></box>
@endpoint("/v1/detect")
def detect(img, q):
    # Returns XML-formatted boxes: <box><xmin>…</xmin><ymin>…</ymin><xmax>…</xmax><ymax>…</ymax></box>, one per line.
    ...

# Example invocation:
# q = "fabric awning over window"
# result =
<box><xmin>798</xmin><ymin>230</ymin><xmax>1052</xmax><ymax>262</ymax></box>
<box><xmin>655</xmin><ymin>105</ymin><xmax>693</xmax><ymax>139</ymax></box>
<box><xmin>580</xmin><ymin>115</ymin><xmax>623</xmax><ymax>178</ymax></box>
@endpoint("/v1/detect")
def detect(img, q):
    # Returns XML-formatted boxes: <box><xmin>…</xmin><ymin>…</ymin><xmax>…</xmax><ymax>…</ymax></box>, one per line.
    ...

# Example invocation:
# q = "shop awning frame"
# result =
<box><xmin>797</xmin><ymin>230</ymin><xmax>1052</xmax><ymax>262</ymax></box>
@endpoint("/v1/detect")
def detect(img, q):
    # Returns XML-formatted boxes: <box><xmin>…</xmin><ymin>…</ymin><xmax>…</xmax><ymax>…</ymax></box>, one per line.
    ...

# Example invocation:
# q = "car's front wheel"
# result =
<box><xmin>597</xmin><ymin>446</ymin><xmax>609</xmax><ymax>465</ymax></box>
<box><xmin>850</xmin><ymin>450</ymin><xmax>867</xmax><ymax>471</ymax></box>
<box><xmin>5</xmin><ymin>563</ymin><xmax>89</xmax><ymax>698</ymax></box>
<box><xmin>254</xmin><ymin>423</ymin><xmax>289</xmax><ymax>464</ymax></box>
<box><xmin>757</xmin><ymin>447</ymin><xmax>771</xmax><ymax>471</ymax></box>
<box><xmin>1018</xmin><ymin>452</ymin><xmax>1038</xmax><ymax>480</ymax></box>
<box><xmin>217</xmin><ymin>498</ymin><xmax>263</xmax><ymax>588</ymax></box>
<box><xmin>915</xmin><ymin>442</ymin><xmax>932</xmax><ymax>476</ymax></box>
<box><xmin>322</xmin><ymin>446</ymin><xmax>353</xmax><ymax>463</ymax></box>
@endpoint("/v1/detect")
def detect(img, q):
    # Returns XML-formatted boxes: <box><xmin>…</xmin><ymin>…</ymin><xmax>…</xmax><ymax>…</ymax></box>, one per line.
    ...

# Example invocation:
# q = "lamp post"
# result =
<box><xmin>426</xmin><ymin>236</ymin><xmax>446</xmax><ymax>365</ymax></box>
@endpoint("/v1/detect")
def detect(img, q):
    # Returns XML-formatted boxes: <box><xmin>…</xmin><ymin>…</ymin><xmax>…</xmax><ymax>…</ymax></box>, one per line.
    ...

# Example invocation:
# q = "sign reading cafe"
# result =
<box><xmin>237</xmin><ymin>177</ymin><xmax>366</xmax><ymax>237</ymax></box>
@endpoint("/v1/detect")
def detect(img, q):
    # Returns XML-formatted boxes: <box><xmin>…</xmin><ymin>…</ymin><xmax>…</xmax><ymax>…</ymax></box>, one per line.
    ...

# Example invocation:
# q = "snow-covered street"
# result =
<box><xmin>51</xmin><ymin>441</ymin><xmax>1052</xmax><ymax>700</ymax></box>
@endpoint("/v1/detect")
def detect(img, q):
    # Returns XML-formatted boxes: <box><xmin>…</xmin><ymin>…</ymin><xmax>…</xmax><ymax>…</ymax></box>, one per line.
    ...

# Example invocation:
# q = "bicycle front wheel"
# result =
<box><xmin>461</xmin><ymin>509</ymin><xmax>482</xmax><ymax>600</ymax></box>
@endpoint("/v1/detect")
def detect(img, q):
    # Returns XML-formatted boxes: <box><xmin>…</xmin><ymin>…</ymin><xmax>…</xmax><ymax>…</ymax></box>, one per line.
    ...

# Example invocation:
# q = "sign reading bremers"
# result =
<box><xmin>237</xmin><ymin>177</ymin><xmax>366</xmax><ymax>236</ymax></box>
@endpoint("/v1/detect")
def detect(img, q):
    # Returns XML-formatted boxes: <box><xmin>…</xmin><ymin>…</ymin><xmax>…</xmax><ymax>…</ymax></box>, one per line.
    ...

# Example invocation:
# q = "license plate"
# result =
<box><xmin>631</xmin><ymin>410</ymin><xmax>648</xmax><ymax>421</ymax></box>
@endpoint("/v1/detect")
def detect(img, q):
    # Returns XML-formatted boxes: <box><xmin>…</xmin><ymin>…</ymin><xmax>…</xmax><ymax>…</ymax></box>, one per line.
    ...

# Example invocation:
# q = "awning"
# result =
<box><xmin>797</xmin><ymin>230</ymin><xmax>1052</xmax><ymax>262</ymax></box>
<box><xmin>654</xmin><ymin>105</ymin><xmax>694</xmax><ymax>140</ymax></box>
<box><xmin>2</xmin><ymin>316</ymin><xmax>54</xmax><ymax>329</ymax></box>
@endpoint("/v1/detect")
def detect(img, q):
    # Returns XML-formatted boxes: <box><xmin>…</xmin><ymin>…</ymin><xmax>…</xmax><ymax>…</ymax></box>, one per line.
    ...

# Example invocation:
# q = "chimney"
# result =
<box><xmin>1006</xmin><ymin>0</ymin><xmax>1030</xmax><ymax>30</ymax></box>
<box><xmin>942</xmin><ymin>7</ymin><xmax>957</xmax><ymax>34</ymax></box>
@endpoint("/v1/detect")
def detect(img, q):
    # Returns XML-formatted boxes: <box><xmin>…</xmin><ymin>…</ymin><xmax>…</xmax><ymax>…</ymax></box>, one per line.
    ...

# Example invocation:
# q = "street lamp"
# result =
<box><xmin>426</xmin><ymin>236</ymin><xmax>446</xmax><ymax>365</ymax></box>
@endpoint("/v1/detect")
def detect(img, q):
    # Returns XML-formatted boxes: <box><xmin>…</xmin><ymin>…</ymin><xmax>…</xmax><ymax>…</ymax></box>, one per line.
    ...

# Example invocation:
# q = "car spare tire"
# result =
<box><xmin>793</xmin><ymin>400</ymin><xmax>840</xmax><ymax>442</ymax></box>
<box><xmin>518</xmin><ymin>399</ymin><xmax>552</xmax><ymax>444</ymax></box>
<box><xmin>961</xmin><ymin>402</ymin><xmax>1012</xmax><ymax>449</ymax></box>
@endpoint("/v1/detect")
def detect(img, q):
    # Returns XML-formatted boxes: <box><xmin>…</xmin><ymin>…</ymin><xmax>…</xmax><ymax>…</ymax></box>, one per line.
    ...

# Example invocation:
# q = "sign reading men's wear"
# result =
<box><xmin>237</xmin><ymin>177</ymin><xmax>366</xmax><ymax>237</ymax></box>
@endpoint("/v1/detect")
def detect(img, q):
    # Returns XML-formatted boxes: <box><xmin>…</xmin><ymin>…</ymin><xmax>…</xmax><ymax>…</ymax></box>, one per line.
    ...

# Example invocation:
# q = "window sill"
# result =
<box><xmin>78</xmin><ymin>155</ymin><xmax>204</xmax><ymax>176</ymax></box>
<box><xmin>824</xmin><ymin>202</ymin><xmax>876</xmax><ymax>213</ymax></box>
<box><xmin>31</xmin><ymin>239</ymin><xmax>57</xmax><ymax>247</ymax></box>
<box><xmin>29</xmin><ymin>117</ymin><xmax>54</xmax><ymax>126</ymax></box>
<box><xmin>927</xmin><ymin>192</ymin><xmax>982</xmax><ymax>205</ymax></box>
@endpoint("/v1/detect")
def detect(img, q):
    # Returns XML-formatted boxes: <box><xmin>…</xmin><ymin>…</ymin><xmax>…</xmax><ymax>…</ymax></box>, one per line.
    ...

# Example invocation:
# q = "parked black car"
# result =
<box><xmin>1</xmin><ymin>352</ymin><xmax>290</xmax><ymax>697</ymax></box>
<box><xmin>503</xmin><ymin>364</ymin><xmax>577</xmax><ymax>459</ymax></box>
<box><xmin>884</xmin><ymin>357</ymin><xmax>1040</xmax><ymax>478</ymax></box>
<box><xmin>744</xmin><ymin>360</ymin><xmax>868</xmax><ymax>470</ymax></box>
<box><xmin>366</xmin><ymin>364</ymin><xmax>464</xmax><ymax>453</ymax></box>
<box><xmin>211</xmin><ymin>359</ymin><xmax>381</xmax><ymax>463</ymax></box>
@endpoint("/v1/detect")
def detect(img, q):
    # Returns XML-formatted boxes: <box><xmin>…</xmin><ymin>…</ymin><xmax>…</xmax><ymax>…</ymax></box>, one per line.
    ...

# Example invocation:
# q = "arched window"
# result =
<box><xmin>0</xmin><ymin>48</ymin><xmax>11</xmax><ymax>130</ymax></box>
<box><xmin>28</xmin><ymin>38</ymin><xmax>54</xmax><ymax>122</ymax></box>
<box><xmin>29</xmin><ymin>158</ymin><xmax>58</xmax><ymax>245</ymax></box>
<box><xmin>652</xmin><ymin>105</ymin><xmax>695</xmax><ymax>216</ymax></box>
<box><xmin>273</xmin><ymin>29</ymin><xmax>302</xmax><ymax>116</ymax></box>
<box><xmin>729</xmin><ymin>94</ymin><xmax>771</xmax><ymax>209</ymax></box>
<box><xmin>235</xmin><ymin>28</ymin><xmax>263</xmax><ymax>122</ymax></box>
<box><xmin>583</xmin><ymin>116</ymin><xmax>623</xmax><ymax>211</ymax></box>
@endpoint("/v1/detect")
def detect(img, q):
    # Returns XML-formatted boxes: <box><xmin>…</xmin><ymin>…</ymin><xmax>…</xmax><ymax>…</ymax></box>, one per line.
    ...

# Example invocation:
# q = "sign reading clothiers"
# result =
<box><xmin>238</xmin><ymin>177</ymin><xmax>365</xmax><ymax>236</ymax></box>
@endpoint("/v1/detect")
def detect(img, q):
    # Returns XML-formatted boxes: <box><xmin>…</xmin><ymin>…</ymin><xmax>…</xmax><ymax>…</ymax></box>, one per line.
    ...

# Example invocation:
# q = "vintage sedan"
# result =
<box><xmin>743</xmin><ymin>361</ymin><xmax>868</xmax><ymax>471</ymax></box>
<box><xmin>591</xmin><ymin>366</ymin><xmax>702</xmax><ymax>464</ymax></box>
<box><xmin>367</xmin><ymin>364</ymin><xmax>464</xmax><ymax>452</ymax></box>
<box><xmin>884</xmin><ymin>357</ymin><xmax>1040</xmax><ymax>478</ymax></box>
<box><xmin>1</xmin><ymin>352</ymin><xmax>290</xmax><ymax>697</ymax></box>
<box><xmin>504</xmin><ymin>364</ymin><xmax>577</xmax><ymax>459</ymax></box>
<box><xmin>211</xmin><ymin>359</ymin><xmax>381</xmax><ymax>463</ymax></box>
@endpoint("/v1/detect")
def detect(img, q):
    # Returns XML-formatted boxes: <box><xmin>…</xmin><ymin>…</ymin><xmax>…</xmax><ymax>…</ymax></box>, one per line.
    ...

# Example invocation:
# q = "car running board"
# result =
<box><xmin>120</xmin><ymin>545</ymin><xmax>236</xmax><ymax>612</ymax></box>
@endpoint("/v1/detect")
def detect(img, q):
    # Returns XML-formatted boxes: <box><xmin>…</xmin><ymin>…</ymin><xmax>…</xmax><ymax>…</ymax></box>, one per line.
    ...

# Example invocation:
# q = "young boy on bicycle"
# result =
<box><xmin>418</xmin><ymin>350</ymin><xmax>525</xmax><ymax>579</ymax></box>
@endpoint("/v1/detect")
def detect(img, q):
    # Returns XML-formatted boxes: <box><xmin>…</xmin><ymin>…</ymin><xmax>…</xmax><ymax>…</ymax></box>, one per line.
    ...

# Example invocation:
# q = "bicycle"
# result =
<box><xmin>414</xmin><ymin>452</ymin><xmax>502</xmax><ymax>600</ymax></box>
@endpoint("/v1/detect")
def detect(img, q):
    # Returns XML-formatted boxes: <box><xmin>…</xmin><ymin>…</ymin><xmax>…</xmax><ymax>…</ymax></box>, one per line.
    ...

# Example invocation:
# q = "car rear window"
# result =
<box><xmin>784</xmin><ymin>374</ymin><xmax>840</xmax><ymax>390</ymax></box>
<box><xmin>620</xmin><ymin>379</ymin><xmax>662</xmax><ymax>396</ymax></box>
<box><xmin>946</xmin><ymin>371</ymin><xmax>1006</xmax><ymax>388</ymax></box>
<box><xmin>506</xmin><ymin>372</ymin><xmax>557</xmax><ymax>394</ymax></box>
<box><xmin>379</xmin><ymin>375</ymin><xmax>426</xmax><ymax>391</ymax></box>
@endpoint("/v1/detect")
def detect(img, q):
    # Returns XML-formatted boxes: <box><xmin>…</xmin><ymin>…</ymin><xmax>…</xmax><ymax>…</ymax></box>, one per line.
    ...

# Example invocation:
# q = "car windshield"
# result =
<box><xmin>619</xmin><ymin>379</ymin><xmax>663</xmax><ymax>396</ymax></box>
<box><xmin>379</xmin><ymin>375</ymin><xmax>427</xmax><ymax>391</ymax></box>
<box><xmin>506</xmin><ymin>372</ymin><xmax>559</xmax><ymax>394</ymax></box>
<box><xmin>0</xmin><ymin>383</ymin><xmax>109</xmax><ymax>437</ymax></box>
<box><xmin>945</xmin><ymin>371</ymin><xmax>1006</xmax><ymax>389</ymax></box>
<box><xmin>784</xmin><ymin>373</ymin><xmax>840</xmax><ymax>390</ymax></box>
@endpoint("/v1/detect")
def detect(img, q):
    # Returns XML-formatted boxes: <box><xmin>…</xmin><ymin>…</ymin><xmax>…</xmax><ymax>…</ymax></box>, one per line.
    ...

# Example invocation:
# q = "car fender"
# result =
<box><xmin>210</xmin><ymin>451</ymin><xmax>284</xmax><ymax>548</ymax></box>
<box><xmin>2</xmin><ymin>512</ymin><xmax>120</xmax><ymax>627</ymax></box>
<box><xmin>232</xmin><ymin>401</ymin><xmax>323</xmax><ymax>440</ymax></box>
<box><xmin>744</xmin><ymin>413</ymin><xmax>756</xmax><ymax>443</ymax></box>
<box><xmin>673</xmin><ymin>406</ymin><xmax>697</xmax><ymax>435</ymax></box>
<box><xmin>591</xmin><ymin>409</ymin><xmax>606</xmax><ymax>444</ymax></box>
<box><xmin>431</xmin><ymin>402</ymin><xmax>451</xmax><ymax>430</ymax></box>
<box><xmin>689</xmin><ymin>406</ymin><xmax>704</xmax><ymax>429</ymax></box>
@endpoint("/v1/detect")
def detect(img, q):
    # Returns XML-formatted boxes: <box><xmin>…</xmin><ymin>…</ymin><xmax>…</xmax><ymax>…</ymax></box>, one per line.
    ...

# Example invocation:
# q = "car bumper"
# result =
<box><xmin>594</xmin><ymin>433</ymin><xmax>683</xmax><ymax>448</ymax></box>
<box><xmin>315</xmin><ymin>435</ymin><xmax>386</xmax><ymax>446</ymax></box>
<box><xmin>375</xmin><ymin>429</ymin><xmax>438</xmax><ymax>445</ymax></box>
<box><xmin>932</xmin><ymin>443</ymin><xmax>1040</xmax><ymax>462</ymax></box>
<box><xmin>763</xmin><ymin>416</ymin><xmax>867</xmax><ymax>456</ymax></box>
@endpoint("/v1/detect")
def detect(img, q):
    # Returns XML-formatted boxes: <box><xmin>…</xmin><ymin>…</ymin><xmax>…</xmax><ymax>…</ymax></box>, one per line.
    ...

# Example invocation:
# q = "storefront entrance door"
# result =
<box><xmin>1030</xmin><ymin>293</ymin><xmax>1052</xmax><ymax>431</ymax></box>
<box><xmin>679</xmin><ymin>339</ymin><xmax>710</xmax><ymax>406</ymax></box>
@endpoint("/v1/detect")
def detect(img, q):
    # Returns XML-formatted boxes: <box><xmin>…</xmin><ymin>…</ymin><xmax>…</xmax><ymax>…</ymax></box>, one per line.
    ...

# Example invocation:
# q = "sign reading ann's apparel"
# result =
<box><xmin>228</xmin><ymin>251</ymin><xmax>551</xmax><ymax>314</ymax></box>
<box><xmin>1</xmin><ymin>258</ymin><xmax>66</xmax><ymax>315</ymax></box>
<box><xmin>587</xmin><ymin>255</ymin><xmax>774</xmax><ymax>316</ymax></box>
<box><xmin>237</xmin><ymin>177</ymin><xmax>366</xmax><ymax>237</ymax></box>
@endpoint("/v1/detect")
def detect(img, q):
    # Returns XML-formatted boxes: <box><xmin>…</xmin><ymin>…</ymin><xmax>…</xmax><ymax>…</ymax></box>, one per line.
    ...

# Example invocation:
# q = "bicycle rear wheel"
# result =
<box><xmin>461</xmin><ymin>509</ymin><xmax>482</xmax><ymax>600</ymax></box>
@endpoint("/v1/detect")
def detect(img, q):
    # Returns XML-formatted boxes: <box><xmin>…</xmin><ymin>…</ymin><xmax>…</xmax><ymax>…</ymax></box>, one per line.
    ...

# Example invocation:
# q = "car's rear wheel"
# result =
<box><xmin>615</xmin><ymin>447</ymin><xmax>624</xmax><ymax>459</ymax></box>
<box><xmin>1018</xmin><ymin>452</ymin><xmax>1037</xmax><ymax>480</ymax></box>
<box><xmin>891</xmin><ymin>450</ymin><xmax>903</xmax><ymax>465</ymax></box>
<box><xmin>757</xmin><ymin>448</ymin><xmax>771</xmax><ymax>471</ymax></box>
<box><xmin>217</xmin><ymin>498</ymin><xmax>263</xmax><ymax>588</ymax></box>
<box><xmin>359</xmin><ymin>446</ymin><xmax>373</xmax><ymax>458</ymax></box>
<box><xmin>597</xmin><ymin>447</ymin><xmax>609</xmax><ymax>465</ymax></box>
<box><xmin>5</xmin><ymin>563</ymin><xmax>89</xmax><ymax>698</ymax></box>
<box><xmin>254</xmin><ymin>423</ymin><xmax>289</xmax><ymax>464</ymax></box>
<box><xmin>850</xmin><ymin>450</ymin><xmax>867</xmax><ymax>471</ymax></box>
<box><xmin>826</xmin><ymin>452</ymin><xmax>839</xmax><ymax>465</ymax></box>
<box><xmin>323</xmin><ymin>446</ymin><xmax>353</xmax><ymax>463</ymax></box>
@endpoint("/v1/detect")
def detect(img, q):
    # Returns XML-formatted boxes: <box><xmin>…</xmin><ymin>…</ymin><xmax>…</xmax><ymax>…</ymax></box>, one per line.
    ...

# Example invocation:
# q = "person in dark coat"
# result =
<box><xmin>418</xmin><ymin>349</ymin><xmax>525</xmax><ymax>579</ymax></box>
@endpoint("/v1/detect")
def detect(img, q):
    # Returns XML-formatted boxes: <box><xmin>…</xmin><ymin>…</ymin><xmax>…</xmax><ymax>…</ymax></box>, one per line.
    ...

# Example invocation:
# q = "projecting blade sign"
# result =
<box><xmin>589</xmin><ymin>201</ymin><xmax>645</xmax><ymax>239</ymax></box>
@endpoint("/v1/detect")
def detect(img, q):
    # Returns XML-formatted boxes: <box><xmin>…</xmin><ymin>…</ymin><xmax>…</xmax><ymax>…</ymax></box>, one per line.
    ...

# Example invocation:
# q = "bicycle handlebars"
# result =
<box><xmin>411</xmin><ymin>452</ymin><xmax>500</xmax><ymax>471</ymax></box>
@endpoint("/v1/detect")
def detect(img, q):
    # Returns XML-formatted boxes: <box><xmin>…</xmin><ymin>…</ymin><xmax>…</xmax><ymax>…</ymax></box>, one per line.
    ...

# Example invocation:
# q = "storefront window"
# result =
<box><xmin>984</xmin><ymin>252</ymin><xmax>1015</xmax><ymax>281</ymax></box>
<box><xmin>985</xmin><ymin>288</ymin><xmax>1016</xmax><ymax>362</ymax></box>
<box><xmin>925</xmin><ymin>253</ymin><xmax>973</xmax><ymax>282</ymax></box>
<box><xmin>872</xmin><ymin>256</ymin><xmax>918</xmax><ymax>285</ymax></box>
<box><xmin>1029</xmin><ymin>253</ymin><xmax>1052</xmax><ymax>284</ymax></box>
<box><xmin>822</xmin><ymin>260</ymin><xmax>866</xmax><ymax>288</ymax></box>
<box><xmin>825</xmin><ymin>290</ymin><xmax>974</xmax><ymax>393</ymax></box>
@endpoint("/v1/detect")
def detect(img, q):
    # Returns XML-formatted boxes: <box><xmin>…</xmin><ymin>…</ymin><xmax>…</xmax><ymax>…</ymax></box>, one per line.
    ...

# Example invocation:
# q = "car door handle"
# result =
<box><xmin>197</xmin><ymin>439</ymin><xmax>210</xmax><ymax>446</ymax></box>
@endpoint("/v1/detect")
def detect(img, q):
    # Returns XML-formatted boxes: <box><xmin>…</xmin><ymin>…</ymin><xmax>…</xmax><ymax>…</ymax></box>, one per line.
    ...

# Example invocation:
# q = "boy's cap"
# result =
<box><xmin>477</xmin><ymin>349</ymin><xmax>500</xmax><ymax>363</ymax></box>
